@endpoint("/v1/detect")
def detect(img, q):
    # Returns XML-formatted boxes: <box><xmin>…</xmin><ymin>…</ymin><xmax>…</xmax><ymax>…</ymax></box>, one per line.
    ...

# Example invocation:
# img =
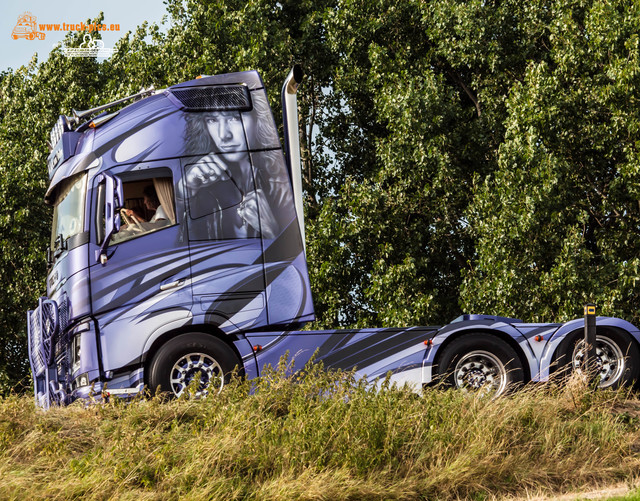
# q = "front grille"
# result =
<box><xmin>58</xmin><ymin>293</ymin><xmax>69</xmax><ymax>331</ymax></box>
<box><xmin>40</xmin><ymin>300</ymin><xmax>58</xmax><ymax>365</ymax></box>
<box><xmin>169</xmin><ymin>85</ymin><xmax>252</xmax><ymax>111</ymax></box>
<box><xmin>28</xmin><ymin>309</ymin><xmax>46</xmax><ymax>376</ymax></box>
<box><xmin>28</xmin><ymin>297</ymin><xmax>65</xmax><ymax>409</ymax></box>
<box><xmin>27</xmin><ymin>298</ymin><xmax>59</xmax><ymax>376</ymax></box>
<box><xmin>55</xmin><ymin>293</ymin><xmax>69</xmax><ymax>358</ymax></box>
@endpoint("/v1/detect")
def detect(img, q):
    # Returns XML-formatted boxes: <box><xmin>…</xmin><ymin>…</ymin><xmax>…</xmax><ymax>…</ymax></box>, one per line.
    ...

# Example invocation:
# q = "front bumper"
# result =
<box><xmin>28</xmin><ymin>298</ymin><xmax>145</xmax><ymax>408</ymax></box>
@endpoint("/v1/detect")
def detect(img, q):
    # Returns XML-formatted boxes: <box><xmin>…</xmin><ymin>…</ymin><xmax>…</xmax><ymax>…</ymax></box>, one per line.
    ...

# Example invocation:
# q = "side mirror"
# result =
<box><xmin>95</xmin><ymin>173</ymin><xmax>123</xmax><ymax>264</ymax></box>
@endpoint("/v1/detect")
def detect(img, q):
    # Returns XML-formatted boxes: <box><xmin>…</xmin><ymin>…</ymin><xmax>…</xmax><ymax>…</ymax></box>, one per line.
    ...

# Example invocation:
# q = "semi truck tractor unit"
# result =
<box><xmin>27</xmin><ymin>68</ymin><xmax>640</xmax><ymax>409</ymax></box>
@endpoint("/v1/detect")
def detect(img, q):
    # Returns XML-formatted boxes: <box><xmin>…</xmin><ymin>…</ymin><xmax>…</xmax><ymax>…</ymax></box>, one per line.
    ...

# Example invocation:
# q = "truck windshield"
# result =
<box><xmin>50</xmin><ymin>173</ymin><xmax>87</xmax><ymax>250</ymax></box>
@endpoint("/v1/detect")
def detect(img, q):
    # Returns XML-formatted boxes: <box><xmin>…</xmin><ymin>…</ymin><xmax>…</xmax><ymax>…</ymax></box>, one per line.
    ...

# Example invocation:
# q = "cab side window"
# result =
<box><xmin>110</xmin><ymin>173</ymin><xmax>176</xmax><ymax>245</ymax></box>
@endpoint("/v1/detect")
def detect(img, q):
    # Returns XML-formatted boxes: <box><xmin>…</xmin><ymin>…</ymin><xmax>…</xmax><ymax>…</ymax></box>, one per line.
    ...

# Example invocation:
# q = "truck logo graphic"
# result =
<box><xmin>12</xmin><ymin>12</ymin><xmax>45</xmax><ymax>40</ymax></box>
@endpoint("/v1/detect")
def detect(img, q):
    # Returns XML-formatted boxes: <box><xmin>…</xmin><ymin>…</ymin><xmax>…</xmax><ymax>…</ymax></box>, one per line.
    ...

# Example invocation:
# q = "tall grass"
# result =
<box><xmin>1</xmin><ymin>360</ymin><xmax>639</xmax><ymax>500</ymax></box>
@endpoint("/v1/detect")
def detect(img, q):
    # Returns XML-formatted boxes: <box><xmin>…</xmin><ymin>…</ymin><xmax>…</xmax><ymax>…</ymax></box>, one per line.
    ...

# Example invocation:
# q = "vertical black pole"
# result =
<box><xmin>584</xmin><ymin>303</ymin><xmax>597</xmax><ymax>380</ymax></box>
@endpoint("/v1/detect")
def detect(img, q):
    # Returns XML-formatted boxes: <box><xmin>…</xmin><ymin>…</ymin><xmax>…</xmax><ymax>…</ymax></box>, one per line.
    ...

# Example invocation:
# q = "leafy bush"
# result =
<box><xmin>0</xmin><ymin>364</ymin><xmax>639</xmax><ymax>500</ymax></box>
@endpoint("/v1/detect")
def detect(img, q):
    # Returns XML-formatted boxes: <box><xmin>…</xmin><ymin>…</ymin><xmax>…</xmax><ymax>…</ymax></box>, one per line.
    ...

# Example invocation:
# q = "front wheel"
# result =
<box><xmin>555</xmin><ymin>329</ymin><xmax>640</xmax><ymax>389</ymax></box>
<box><xmin>148</xmin><ymin>333</ymin><xmax>241</xmax><ymax>398</ymax></box>
<box><xmin>435</xmin><ymin>333</ymin><xmax>524</xmax><ymax>396</ymax></box>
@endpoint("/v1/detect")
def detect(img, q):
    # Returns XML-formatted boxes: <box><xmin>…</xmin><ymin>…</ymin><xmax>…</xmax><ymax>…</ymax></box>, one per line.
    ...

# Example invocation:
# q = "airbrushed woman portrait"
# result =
<box><xmin>183</xmin><ymin>95</ymin><xmax>290</xmax><ymax>241</ymax></box>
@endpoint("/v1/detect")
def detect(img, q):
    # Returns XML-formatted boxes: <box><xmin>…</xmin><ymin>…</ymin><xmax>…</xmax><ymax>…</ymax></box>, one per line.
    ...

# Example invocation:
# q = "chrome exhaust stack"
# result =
<box><xmin>281</xmin><ymin>65</ymin><xmax>305</xmax><ymax>251</ymax></box>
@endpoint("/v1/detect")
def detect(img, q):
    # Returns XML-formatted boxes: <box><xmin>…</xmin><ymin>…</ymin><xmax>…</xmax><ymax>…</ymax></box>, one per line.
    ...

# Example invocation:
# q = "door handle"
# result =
<box><xmin>160</xmin><ymin>279</ymin><xmax>185</xmax><ymax>291</ymax></box>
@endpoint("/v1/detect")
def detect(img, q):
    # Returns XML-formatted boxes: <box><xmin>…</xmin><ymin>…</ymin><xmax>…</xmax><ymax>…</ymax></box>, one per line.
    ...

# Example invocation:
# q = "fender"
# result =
<box><xmin>537</xmin><ymin>316</ymin><xmax>640</xmax><ymax>381</ymax></box>
<box><xmin>140</xmin><ymin>309</ymin><xmax>247</xmax><ymax>359</ymax></box>
<box><xmin>422</xmin><ymin>318</ymin><xmax>538</xmax><ymax>384</ymax></box>
<box><xmin>140</xmin><ymin>310</ymin><xmax>258</xmax><ymax>378</ymax></box>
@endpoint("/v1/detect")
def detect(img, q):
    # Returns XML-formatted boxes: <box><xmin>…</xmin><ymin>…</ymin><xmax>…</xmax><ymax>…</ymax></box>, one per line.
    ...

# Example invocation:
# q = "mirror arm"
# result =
<box><xmin>94</xmin><ymin>173</ymin><xmax>123</xmax><ymax>264</ymax></box>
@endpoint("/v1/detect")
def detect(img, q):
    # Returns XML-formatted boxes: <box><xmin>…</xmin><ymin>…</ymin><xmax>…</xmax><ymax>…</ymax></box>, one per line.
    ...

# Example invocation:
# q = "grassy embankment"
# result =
<box><xmin>1</xmin><ymin>360</ymin><xmax>640</xmax><ymax>500</ymax></box>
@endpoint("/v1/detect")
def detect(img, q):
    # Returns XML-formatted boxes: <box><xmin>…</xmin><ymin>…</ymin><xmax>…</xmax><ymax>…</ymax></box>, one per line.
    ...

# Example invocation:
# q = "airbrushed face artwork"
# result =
<box><xmin>183</xmin><ymin>97</ymin><xmax>293</xmax><ymax>241</ymax></box>
<box><xmin>206</xmin><ymin>112</ymin><xmax>246</xmax><ymax>162</ymax></box>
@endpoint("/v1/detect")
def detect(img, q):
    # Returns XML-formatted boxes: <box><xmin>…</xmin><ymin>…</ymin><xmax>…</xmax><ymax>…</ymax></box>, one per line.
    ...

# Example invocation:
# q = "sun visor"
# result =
<box><xmin>45</xmin><ymin>151</ymin><xmax>99</xmax><ymax>204</ymax></box>
<box><xmin>169</xmin><ymin>70</ymin><xmax>264</xmax><ymax>91</ymax></box>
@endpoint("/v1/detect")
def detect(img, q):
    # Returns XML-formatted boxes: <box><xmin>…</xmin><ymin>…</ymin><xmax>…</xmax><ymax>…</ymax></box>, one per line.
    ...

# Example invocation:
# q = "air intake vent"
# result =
<box><xmin>169</xmin><ymin>85</ymin><xmax>252</xmax><ymax>112</ymax></box>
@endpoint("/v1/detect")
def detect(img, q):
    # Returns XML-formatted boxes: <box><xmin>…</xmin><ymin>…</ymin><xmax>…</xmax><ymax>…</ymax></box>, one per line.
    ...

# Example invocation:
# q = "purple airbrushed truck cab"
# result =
<box><xmin>28</xmin><ymin>68</ymin><xmax>640</xmax><ymax>409</ymax></box>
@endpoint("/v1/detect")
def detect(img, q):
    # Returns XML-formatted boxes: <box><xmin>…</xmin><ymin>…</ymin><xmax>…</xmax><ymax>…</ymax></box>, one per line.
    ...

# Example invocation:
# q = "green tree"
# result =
<box><xmin>309</xmin><ymin>0</ymin><xmax>556</xmax><ymax>327</ymax></box>
<box><xmin>461</xmin><ymin>0</ymin><xmax>640</xmax><ymax>323</ymax></box>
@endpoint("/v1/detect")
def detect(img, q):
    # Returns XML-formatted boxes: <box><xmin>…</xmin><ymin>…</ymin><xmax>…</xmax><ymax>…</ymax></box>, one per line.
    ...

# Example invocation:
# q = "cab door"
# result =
<box><xmin>88</xmin><ymin>160</ymin><xmax>193</xmax><ymax>372</ymax></box>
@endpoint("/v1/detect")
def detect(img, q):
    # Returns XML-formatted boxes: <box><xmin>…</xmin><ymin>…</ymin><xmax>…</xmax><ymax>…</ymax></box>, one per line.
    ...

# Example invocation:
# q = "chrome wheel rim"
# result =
<box><xmin>572</xmin><ymin>336</ymin><xmax>625</xmax><ymax>388</ymax></box>
<box><xmin>170</xmin><ymin>352</ymin><xmax>224</xmax><ymax>397</ymax></box>
<box><xmin>453</xmin><ymin>350</ymin><xmax>507</xmax><ymax>395</ymax></box>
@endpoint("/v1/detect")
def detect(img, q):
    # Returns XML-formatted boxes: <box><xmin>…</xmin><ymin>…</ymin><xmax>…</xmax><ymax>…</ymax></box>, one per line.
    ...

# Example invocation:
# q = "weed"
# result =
<box><xmin>0</xmin><ymin>367</ymin><xmax>638</xmax><ymax>500</ymax></box>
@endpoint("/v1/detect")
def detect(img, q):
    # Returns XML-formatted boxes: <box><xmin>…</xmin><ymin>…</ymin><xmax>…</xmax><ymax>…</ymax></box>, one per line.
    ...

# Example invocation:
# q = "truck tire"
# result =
<box><xmin>148</xmin><ymin>333</ymin><xmax>240</xmax><ymax>398</ymax></box>
<box><xmin>554</xmin><ymin>329</ymin><xmax>640</xmax><ymax>389</ymax></box>
<box><xmin>436</xmin><ymin>333</ymin><xmax>524</xmax><ymax>396</ymax></box>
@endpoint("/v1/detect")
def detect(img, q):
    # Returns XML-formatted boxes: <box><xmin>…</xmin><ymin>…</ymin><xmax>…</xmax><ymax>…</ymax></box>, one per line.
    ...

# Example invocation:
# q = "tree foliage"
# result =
<box><xmin>461</xmin><ymin>0</ymin><xmax>640</xmax><ymax>322</ymax></box>
<box><xmin>1</xmin><ymin>0</ymin><xmax>640</xmax><ymax>390</ymax></box>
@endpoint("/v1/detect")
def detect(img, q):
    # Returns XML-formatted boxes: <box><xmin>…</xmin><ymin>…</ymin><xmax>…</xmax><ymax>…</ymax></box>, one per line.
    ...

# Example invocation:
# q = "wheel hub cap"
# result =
<box><xmin>170</xmin><ymin>352</ymin><xmax>223</xmax><ymax>397</ymax></box>
<box><xmin>454</xmin><ymin>351</ymin><xmax>507</xmax><ymax>395</ymax></box>
<box><xmin>572</xmin><ymin>336</ymin><xmax>625</xmax><ymax>388</ymax></box>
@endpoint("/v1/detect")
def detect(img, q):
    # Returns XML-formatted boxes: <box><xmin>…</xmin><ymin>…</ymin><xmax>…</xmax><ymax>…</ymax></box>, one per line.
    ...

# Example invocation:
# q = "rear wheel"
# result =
<box><xmin>148</xmin><ymin>333</ymin><xmax>240</xmax><ymax>398</ymax></box>
<box><xmin>554</xmin><ymin>329</ymin><xmax>640</xmax><ymax>389</ymax></box>
<box><xmin>436</xmin><ymin>333</ymin><xmax>524</xmax><ymax>396</ymax></box>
